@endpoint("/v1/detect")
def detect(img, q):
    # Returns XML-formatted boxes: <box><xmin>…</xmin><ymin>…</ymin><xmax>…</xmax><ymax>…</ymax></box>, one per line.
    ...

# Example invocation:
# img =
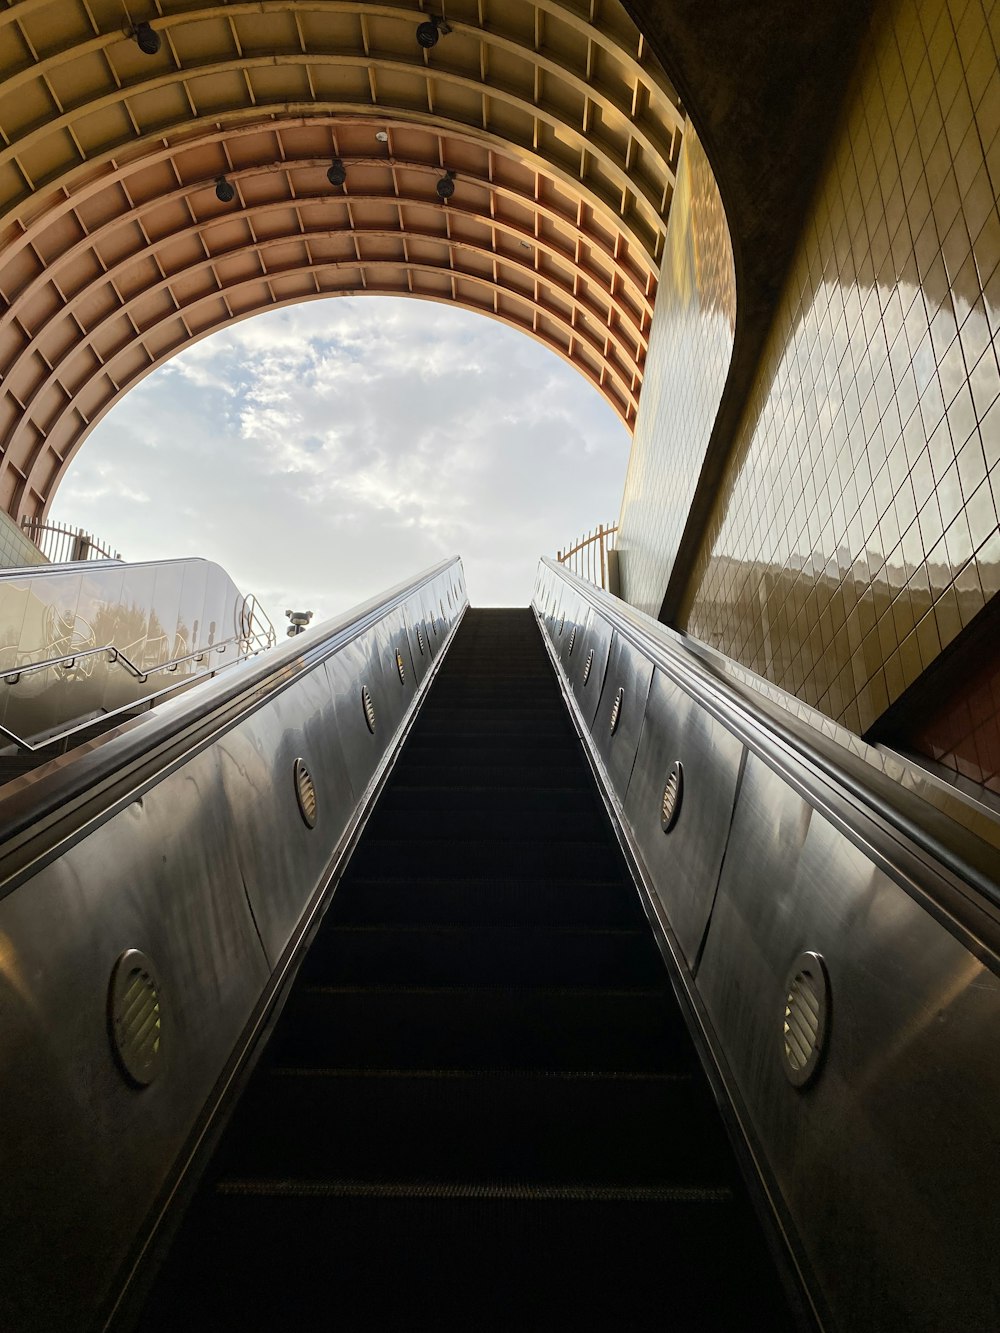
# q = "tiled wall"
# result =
<box><xmin>616</xmin><ymin>124</ymin><xmax>736</xmax><ymax>618</ymax></box>
<box><xmin>0</xmin><ymin>508</ymin><xmax>45</xmax><ymax>569</ymax></box>
<box><xmin>679</xmin><ymin>0</ymin><xmax>999</xmax><ymax>737</ymax></box>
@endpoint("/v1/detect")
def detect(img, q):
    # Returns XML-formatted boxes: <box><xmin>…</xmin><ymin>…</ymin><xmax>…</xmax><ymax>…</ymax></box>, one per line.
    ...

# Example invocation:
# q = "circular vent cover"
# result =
<box><xmin>396</xmin><ymin>649</ymin><xmax>406</xmax><ymax>684</ymax></box>
<box><xmin>582</xmin><ymin>648</ymin><xmax>595</xmax><ymax>685</ymax></box>
<box><xmin>108</xmin><ymin>949</ymin><xmax>163</xmax><ymax>1087</ymax></box>
<box><xmin>568</xmin><ymin>626</ymin><xmax>577</xmax><ymax>655</ymax></box>
<box><xmin>294</xmin><ymin>757</ymin><xmax>317</xmax><ymax>828</ymax></box>
<box><xmin>362</xmin><ymin>684</ymin><xmax>376</xmax><ymax>732</ymax></box>
<box><xmin>781</xmin><ymin>952</ymin><xmax>830</xmax><ymax>1087</ymax></box>
<box><xmin>609</xmin><ymin>687</ymin><xmax>624</xmax><ymax>735</ymax></box>
<box><xmin>660</xmin><ymin>761</ymin><xmax>684</xmax><ymax>833</ymax></box>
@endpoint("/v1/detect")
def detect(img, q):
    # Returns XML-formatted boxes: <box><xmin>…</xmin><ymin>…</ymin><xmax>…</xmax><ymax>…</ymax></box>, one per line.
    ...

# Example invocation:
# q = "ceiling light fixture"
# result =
<box><xmin>416</xmin><ymin>13</ymin><xmax>452</xmax><ymax>48</ymax></box>
<box><xmin>122</xmin><ymin>15</ymin><xmax>161</xmax><ymax>55</ymax></box>
<box><xmin>214</xmin><ymin>176</ymin><xmax>236</xmax><ymax>203</ymax></box>
<box><xmin>436</xmin><ymin>170</ymin><xmax>456</xmax><ymax>201</ymax></box>
<box><xmin>327</xmin><ymin>158</ymin><xmax>347</xmax><ymax>186</ymax></box>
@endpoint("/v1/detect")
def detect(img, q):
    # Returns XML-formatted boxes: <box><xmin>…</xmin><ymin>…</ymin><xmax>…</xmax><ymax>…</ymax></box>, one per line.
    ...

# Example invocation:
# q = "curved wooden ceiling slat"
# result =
<box><xmin>0</xmin><ymin>0</ymin><xmax>681</xmax><ymax>520</ymax></box>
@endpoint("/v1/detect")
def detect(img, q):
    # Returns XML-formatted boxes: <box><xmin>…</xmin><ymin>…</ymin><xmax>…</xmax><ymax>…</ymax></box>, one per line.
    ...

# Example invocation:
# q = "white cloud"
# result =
<box><xmin>51</xmin><ymin>297</ymin><xmax>630</xmax><ymax>628</ymax></box>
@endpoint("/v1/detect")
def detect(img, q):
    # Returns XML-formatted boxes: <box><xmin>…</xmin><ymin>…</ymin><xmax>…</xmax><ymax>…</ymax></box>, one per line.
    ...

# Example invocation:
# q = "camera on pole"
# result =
<box><xmin>286</xmin><ymin>609</ymin><xmax>314</xmax><ymax>637</ymax></box>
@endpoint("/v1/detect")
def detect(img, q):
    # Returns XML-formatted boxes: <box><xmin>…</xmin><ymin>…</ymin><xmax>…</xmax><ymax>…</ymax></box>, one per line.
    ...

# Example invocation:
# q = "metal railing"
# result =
<box><xmin>0</xmin><ymin>593</ymin><xmax>277</xmax><ymax>753</ymax></box>
<box><xmin>557</xmin><ymin>523</ymin><xmax>618</xmax><ymax>591</ymax></box>
<box><xmin>20</xmin><ymin>518</ymin><xmax>121</xmax><ymax>563</ymax></box>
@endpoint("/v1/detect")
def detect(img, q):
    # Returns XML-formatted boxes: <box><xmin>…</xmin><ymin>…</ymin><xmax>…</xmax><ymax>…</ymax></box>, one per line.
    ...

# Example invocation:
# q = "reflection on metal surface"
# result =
<box><xmin>0</xmin><ymin>558</ymin><xmax>275</xmax><ymax>753</ymax></box>
<box><xmin>781</xmin><ymin>952</ymin><xmax>829</xmax><ymax>1088</ymax></box>
<box><xmin>660</xmin><ymin>761</ymin><xmax>683</xmax><ymax>834</ymax></box>
<box><xmin>533</xmin><ymin>555</ymin><xmax>1000</xmax><ymax>1333</ymax></box>
<box><xmin>362</xmin><ymin>685</ymin><xmax>376</xmax><ymax>734</ymax></box>
<box><xmin>108</xmin><ymin>949</ymin><xmax>162</xmax><ymax>1088</ymax></box>
<box><xmin>293</xmin><ymin>759</ymin><xmax>318</xmax><ymax>830</ymax></box>
<box><xmin>0</xmin><ymin>556</ymin><xmax>468</xmax><ymax>1332</ymax></box>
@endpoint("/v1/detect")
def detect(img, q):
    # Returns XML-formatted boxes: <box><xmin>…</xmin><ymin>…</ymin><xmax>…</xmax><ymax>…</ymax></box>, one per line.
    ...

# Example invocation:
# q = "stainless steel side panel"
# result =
<box><xmin>591</xmin><ymin>631</ymin><xmax>654</xmax><ymax>803</ymax></box>
<box><xmin>0</xmin><ymin>744</ymin><xmax>268</xmax><ymax>1332</ymax></box>
<box><xmin>216</xmin><ymin>665</ymin><xmax>355</xmax><ymax>966</ymax></box>
<box><xmin>698</xmin><ymin>752</ymin><xmax>1000</xmax><ymax>1332</ymax></box>
<box><xmin>624</xmin><ymin>668</ymin><xmax>745</xmax><ymax>967</ymax></box>
<box><xmin>327</xmin><ymin>634</ymin><xmax>390</xmax><ymax>804</ymax></box>
<box><xmin>569</xmin><ymin>608</ymin><xmax>613</xmax><ymax>725</ymax></box>
<box><xmin>370</xmin><ymin>608</ymin><xmax>418</xmax><ymax>736</ymax></box>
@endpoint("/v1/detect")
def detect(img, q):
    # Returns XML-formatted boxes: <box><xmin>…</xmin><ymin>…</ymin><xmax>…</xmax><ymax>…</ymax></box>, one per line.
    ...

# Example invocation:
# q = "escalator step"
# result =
<box><xmin>268</xmin><ymin>986</ymin><xmax>695</xmax><ymax>1073</ymax></box>
<box><xmin>143</xmin><ymin>1192</ymin><xmax>789</xmax><ymax>1332</ymax></box>
<box><xmin>214</xmin><ymin>1068</ymin><xmax>731</xmax><ymax>1189</ymax></box>
<box><xmin>298</xmin><ymin>924</ymin><xmax>665</xmax><ymax>987</ymax></box>
<box><xmin>345</xmin><ymin>836</ymin><xmax>627</xmax><ymax>882</ymax></box>
<box><xmin>328</xmin><ymin>876</ymin><xmax>645</xmax><ymax>927</ymax></box>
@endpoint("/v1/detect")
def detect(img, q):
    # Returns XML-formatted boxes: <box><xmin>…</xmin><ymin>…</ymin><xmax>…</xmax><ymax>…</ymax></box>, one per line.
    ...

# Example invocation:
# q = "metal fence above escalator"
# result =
<box><xmin>20</xmin><ymin>517</ymin><xmax>122</xmax><ymax>563</ymax></box>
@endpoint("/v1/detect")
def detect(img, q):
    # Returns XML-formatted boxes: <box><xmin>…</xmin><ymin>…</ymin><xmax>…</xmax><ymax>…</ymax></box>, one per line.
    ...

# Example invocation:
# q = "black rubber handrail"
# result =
<box><xmin>540</xmin><ymin>558</ymin><xmax>1000</xmax><ymax>949</ymax></box>
<box><xmin>0</xmin><ymin>557</ymin><xmax>462</xmax><ymax>896</ymax></box>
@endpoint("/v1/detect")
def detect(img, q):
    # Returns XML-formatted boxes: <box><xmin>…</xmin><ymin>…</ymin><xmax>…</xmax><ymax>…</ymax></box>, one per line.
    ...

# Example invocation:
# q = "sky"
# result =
<box><xmin>51</xmin><ymin>298</ymin><xmax>630</xmax><ymax>630</ymax></box>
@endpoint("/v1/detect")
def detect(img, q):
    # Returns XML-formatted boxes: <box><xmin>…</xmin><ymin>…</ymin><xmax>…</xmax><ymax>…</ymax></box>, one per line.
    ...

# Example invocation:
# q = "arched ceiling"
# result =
<box><xmin>0</xmin><ymin>0</ymin><xmax>684</xmax><ymax>522</ymax></box>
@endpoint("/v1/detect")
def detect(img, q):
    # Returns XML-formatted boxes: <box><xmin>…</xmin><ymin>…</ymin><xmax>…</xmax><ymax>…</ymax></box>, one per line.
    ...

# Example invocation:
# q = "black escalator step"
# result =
<box><xmin>389</xmin><ymin>760</ymin><xmax>591</xmax><ymax>789</ymax></box>
<box><xmin>415</xmin><ymin>717</ymin><xmax>574</xmax><ymax>738</ymax></box>
<box><xmin>269</xmin><ymin>986</ymin><xmax>696</xmax><ymax>1073</ymax></box>
<box><xmin>215</xmin><ymin>1069</ymin><xmax>730</xmax><ymax>1189</ymax></box>
<box><xmin>374</xmin><ymin>785</ymin><xmax>603</xmax><ymax>816</ymax></box>
<box><xmin>143</xmin><ymin>1191</ymin><xmax>795</xmax><ymax>1332</ymax></box>
<box><xmin>300</xmin><ymin>924</ymin><xmax>665</xmax><ymax>987</ymax></box>
<box><xmin>345</xmin><ymin>838</ymin><xmax>625</xmax><ymax>882</ymax></box>
<box><xmin>327</xmin><ymin>876</ymin><xmax>644</xmax><ymax>927</ymax></box>
<box><xmin>362</xmin><ymin>806</ymin><xmax>610</xmax><ymax>842</ymax></box>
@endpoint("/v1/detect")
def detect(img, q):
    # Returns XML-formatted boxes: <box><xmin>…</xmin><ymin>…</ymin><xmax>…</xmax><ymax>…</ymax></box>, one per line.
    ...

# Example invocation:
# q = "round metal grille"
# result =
<box><xmin>396</xmin><ymin>649</ymin><xmax>406</xmax><ymax>684</ymax></box>
<box><xmin>660</xmin><ymin>761</ymin><xmax>684</xmax><ymax>833</ymax></box>
<box><xmin>108</xmin><ymin>950</ymin><xmax>163</xmax><ymax>1087</ymax></box>
<box><xmin>568</xmin><ymin>626</ymin><xmax>577</xmax><ymax>655</ymax></box>
<box><xmin>362</xmin><ymin>685</ymin><xmax>376</xmax><ymax>733</ymax></box>
<box><xmin>609</xmin><ymin>687</ymin><xmax>624</xmax><ymax>735</ymax></box>
<box><xmin>582</xmin><ymin>648</ymin><xmax>595</xmax><ymax>685</ymax></box>
<box><xmin>416</xmin><ymin>625</ymin><xmax>426</xmax><ymax>656</ymax></box>
<box><xmin>781</xmin><ymin>952</ymin><xmax>830</xmax><ymax>1088</ymax></box>
<box><xmin>294</xmin><ymin>757</ymin><xmax>317</xmax><ymax>828</ymax></box>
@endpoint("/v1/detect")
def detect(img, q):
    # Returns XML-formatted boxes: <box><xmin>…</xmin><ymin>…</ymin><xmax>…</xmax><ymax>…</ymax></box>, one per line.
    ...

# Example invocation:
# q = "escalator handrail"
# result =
<box><xmin>0</xmin><ymin>556</ymin><xmax>462</xmax><ymax>895</ymax></box>
<box><xmin>539</xmin><ymin>557</ymin><xmax>1000</xmax><ymax>940</ymax></box>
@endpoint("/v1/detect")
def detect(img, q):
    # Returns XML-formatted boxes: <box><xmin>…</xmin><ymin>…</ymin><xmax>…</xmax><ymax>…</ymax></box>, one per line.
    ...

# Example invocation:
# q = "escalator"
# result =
<box><xmin>138</xmin><ymin>610</ymin><xmax>796</xmax><ymax>1330</ymax></box>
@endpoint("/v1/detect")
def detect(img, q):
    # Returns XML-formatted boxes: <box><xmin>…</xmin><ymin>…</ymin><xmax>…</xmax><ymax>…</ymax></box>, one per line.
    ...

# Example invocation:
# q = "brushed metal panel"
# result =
<box><xmin>217</xmin><ymin>663</ymin><xmax>354</xmax><ymax>965</ymax></box>
<box><xmin>326</xmin><ymin>633</ymin><xmax>390</xmax><ymax>805</ymax></box>
<box><xmin>555</xmin><ymin>589</ymin><xmax>588</xmax><ymax>669</ymax></box>
<box><xmin>0</xmin><ymin>744</ymin><xmax>267</xmax><ymax>1332</ymax></box>
<box><xmin>698</xmin><ymin>752</ymin><xmax>1000</xmax><ymax>1332</ymax></box>
<box><xmin>625</xmin><ymin>667</ymin><xmax>745</xmax><ymax>966</ymax></box>
<box><xmin>568</xmin><ymin>608</ymin><xmax>614</xmax><ymax>726</ymax></box>
<box><xmin>370</xmin><ymin>608</ymin><xmax>417</xmax><ymax>737</ymax></box>
<box><xmin>591</xmin><ymin>631</ymin><xmax>654</xmax><ymax>802</ymax></box>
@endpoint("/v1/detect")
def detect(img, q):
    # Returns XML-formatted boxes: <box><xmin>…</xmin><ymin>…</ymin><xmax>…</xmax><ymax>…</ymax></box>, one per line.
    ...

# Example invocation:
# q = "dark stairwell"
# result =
<box><xmin>140</xmin><ymin>608</ymin><xmax>796</xmax><ymax>1330</ymax></box>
